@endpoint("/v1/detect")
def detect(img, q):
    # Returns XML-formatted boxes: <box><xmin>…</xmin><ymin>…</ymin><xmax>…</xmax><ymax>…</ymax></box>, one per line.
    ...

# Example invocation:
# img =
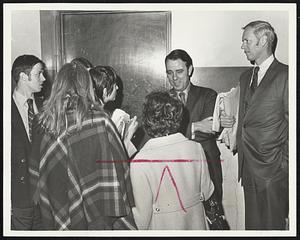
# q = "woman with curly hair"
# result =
<box><xmin>28</xmin><ymin>60</ymin><xmax>136</xmax><ymax>230</ymax></box>
<box><xmin>130</xmin><ymin>90</ymin><xmax>214</xmax><ymax>230</ymax></box>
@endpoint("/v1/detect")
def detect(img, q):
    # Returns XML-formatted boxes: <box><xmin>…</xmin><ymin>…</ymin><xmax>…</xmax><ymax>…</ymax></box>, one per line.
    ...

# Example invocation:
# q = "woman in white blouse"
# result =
<box><xmin>131</xmin><ymin>91</ymin><xmax>214</xmax><ymax>230</ymax></box>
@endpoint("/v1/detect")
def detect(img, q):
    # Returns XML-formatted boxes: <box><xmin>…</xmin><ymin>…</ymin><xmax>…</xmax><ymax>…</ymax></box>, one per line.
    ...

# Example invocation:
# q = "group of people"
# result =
<box><xmin>11</xmin><ymin>20</ymin><xmax>288</xmax><ymax>231</ymax></box>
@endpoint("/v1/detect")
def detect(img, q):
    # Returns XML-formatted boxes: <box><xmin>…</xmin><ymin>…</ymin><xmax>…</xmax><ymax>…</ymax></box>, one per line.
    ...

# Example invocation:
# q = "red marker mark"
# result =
<box><xmin>96</xmin><ymin>159</ymin><xmax>224</xmax><ymax>163</ymax></box>
<box><xmin>155</xmin><ymin>165</ymin><xmax>187</xmax><ymax>213</ymax></box>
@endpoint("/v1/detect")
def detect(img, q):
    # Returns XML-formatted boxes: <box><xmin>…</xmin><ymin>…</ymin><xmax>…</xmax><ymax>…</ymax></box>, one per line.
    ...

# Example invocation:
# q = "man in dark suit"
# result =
<box><xmin>11</xmin><ymin>55</ymin><xmax>46</xmax><ymax>230</ymax></box>
<box><xmin>165</xmin><ymin>49</ymin><xmax>223</xmax><ymax>203</ymax></box>
<box><xmin>221</xmin><ymin>21</ymin><xmax>288</xmax><ymax>230</ymax></box>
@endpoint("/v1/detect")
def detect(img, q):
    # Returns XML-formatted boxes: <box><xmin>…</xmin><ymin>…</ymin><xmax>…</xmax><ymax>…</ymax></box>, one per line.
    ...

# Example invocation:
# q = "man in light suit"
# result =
<box><xmin>221</xmin><ymin>21</ymin><xmax>288</xmax><ymax>230</ymax></box>
<box><xmin>165</xmin><ymin>49</ymin><xmax>223</xmax><ymax>204</ymax></box>
<box><xmin>11</xmin><ymin>55</ymin><xmax>46</xmax><ymax>229</ymax></box>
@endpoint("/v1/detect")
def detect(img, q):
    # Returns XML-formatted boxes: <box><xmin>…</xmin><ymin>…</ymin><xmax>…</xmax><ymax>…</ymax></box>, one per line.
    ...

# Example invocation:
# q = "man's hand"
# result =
<box><xmin>220</xmin><ymin>115</ymin><xmax>236</xmax><ymax>128</ymax></box>
<box><xmin>192</xmin><ymin>116</ymin><xmax>214</xmax><ymax>134</ymax></box>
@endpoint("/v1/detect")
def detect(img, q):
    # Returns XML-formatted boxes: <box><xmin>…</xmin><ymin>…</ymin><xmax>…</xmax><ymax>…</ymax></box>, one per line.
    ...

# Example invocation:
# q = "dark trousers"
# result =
<box><xmin>243</xmin><ymin>167</ymin><xmax>288</xmax><ymax>230</ymax></box>
<box><xmin>11</xmin><ymin>204</ymin><xmax>43</xmax><ymax>230</ymax></box>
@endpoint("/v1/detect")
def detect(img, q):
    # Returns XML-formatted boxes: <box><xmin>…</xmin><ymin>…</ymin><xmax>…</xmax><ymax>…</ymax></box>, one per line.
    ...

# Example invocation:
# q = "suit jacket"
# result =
<box><xmin>171</xmin><ymin>84</ymin><xmax>222</xmax><ymax>199</ymax></box>
<box><xmin>237</xmin><ymin>59</ymin><xmax>288</xmax><ymax>190</ymax></box>
<box><xmin>11</xmin><ymin>95</ymin><xmax>44</xmax><ymax>208</ymax></box>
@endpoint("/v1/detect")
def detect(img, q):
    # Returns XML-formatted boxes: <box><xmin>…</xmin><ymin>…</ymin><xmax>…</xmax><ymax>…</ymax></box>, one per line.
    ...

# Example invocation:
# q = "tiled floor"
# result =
<box><xmin>218</xmin><ymin>142</ymin><xmax>245</xmax><ymax>230</ymax></box>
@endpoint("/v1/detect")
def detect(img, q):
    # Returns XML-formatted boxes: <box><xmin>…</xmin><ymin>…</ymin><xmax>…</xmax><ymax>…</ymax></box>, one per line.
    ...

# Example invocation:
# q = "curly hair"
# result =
<box><xmin>143</xmin><ymin>91</ymin><xmax>183</xmax><ymax>138</ymax></box>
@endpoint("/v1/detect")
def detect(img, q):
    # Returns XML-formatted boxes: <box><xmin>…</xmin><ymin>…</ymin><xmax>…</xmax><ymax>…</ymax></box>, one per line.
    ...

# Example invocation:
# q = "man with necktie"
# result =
<box><xmin>221</xmin><ymin>21</ymin><xmax>289</xmax><ymax>230</ymax></box>
<box><xmin>165</xmin><ymin>49</ymin><xmax>223</xmax><ymax>207</ymax></box>
<box><xmin>11</xmin><ymin>55</ymin><xmax>46</xmax><ymax>229</ymax></box>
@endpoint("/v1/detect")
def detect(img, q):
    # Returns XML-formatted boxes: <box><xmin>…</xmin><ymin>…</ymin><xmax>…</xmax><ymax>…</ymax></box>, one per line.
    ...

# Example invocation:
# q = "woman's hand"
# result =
<box><xmin>124</xmin><ymin>116</ymin><xmax>138</xmax><ymax>141</ymax></box>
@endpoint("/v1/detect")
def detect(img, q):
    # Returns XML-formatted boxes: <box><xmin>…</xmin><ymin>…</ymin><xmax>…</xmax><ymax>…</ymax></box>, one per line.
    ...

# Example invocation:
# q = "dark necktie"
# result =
<box><xmin>27</xmin><ymin>98</ymin><xmax>34</xmax><ymax>142</ymax></box>
<box><xmin>249</xmin><ymin>66</ymin><xmax>260</xmax><ymax>97</ymax></box>
<box><xmin>179</xmin><ymin>91</ymin><xmax>186</xmax><ymax>105</ymax></box>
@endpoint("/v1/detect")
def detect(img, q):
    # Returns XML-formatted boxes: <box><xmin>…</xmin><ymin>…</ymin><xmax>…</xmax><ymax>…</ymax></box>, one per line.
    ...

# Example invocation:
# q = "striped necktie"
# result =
<box><xmin>27</xmin><ymin>98</ymin><xmax>34</xmax><ymax>142</ymax></box>
<box><xmin>179</xmin><ymin>91</ymin><xmax>186</xmax><ymax>105</ymax></box>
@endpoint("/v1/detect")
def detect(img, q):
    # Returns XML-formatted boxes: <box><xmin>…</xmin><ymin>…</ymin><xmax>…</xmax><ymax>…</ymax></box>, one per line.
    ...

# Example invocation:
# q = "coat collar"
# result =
<box><xmin>141</xmin><ymin>133</ymin><xmax>188</xmax><ymax>151</ymax></box>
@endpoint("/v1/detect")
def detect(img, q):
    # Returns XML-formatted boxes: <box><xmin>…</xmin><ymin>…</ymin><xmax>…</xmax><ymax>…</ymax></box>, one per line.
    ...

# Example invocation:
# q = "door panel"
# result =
<box><xmin>60</xmin><ymin>11</ymin><xmax>171</xmax><ymax>120</ymax></box>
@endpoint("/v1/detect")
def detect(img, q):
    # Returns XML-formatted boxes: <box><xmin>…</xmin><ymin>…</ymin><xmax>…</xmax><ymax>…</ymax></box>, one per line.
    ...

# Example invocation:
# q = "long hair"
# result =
<box><xmin>89</xmin><ymin>65</ymin><xmax>118</xmax><ymax>102</ymax></box>
<box><xmin>39</xmin><ymin>61</ymin><xmax>96</xmax><ymax>136</ymax></box>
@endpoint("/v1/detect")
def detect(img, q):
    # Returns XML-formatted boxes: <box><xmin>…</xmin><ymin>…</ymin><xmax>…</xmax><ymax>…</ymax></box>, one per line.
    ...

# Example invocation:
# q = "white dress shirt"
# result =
<box><xmin>13</xmin><ymin>89</ymin><xmax>38</xmax><ymax>141</ymax></box>
<box><xmin>250</xmin><ymin>54</ymin><xmax>275</xmax><ymax>86</ymax></box>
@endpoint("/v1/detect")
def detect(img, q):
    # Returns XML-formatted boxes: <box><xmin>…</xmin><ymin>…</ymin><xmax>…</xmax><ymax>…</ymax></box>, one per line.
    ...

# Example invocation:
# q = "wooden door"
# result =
<box><xmin>60</xmin><ymin>11</ymin><xmax>170</xmax><ymax>119</ymax></box>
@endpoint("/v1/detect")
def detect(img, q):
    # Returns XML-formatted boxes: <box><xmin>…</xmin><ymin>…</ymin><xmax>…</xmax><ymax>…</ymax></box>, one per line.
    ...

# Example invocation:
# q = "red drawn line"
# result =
<box><xmin>155</xmin><ymin>165</ymin><xmax>187</xmax><ymax>213</ymax></box>
<box><xmin>96</xmin><ymin>159</ymin><xmax>224</xmax><ymax>163</ymax></box>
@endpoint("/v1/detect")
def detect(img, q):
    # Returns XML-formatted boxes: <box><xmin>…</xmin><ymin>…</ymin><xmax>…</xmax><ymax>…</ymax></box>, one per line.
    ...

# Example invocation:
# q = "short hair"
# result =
<box><xmin>90</xmin><ymin>65</ymin><xmax>118</xmax><ymax>102</ymax></box>
<box><xmin>12</xmin><ymin>55</ymin><xmax>44</xmax><ymax>83</ymax></box>
<box><xmin>243</xmin><ymin>21</ymin><xmax>277</xmax><ymax>54</ymax></box>
<box><xmin>165</xmin><ymin>49</ymin><xmax>193</xmax><ymax>68</ymax></box>
<box><xmin>142</xmin><ymin>91</ymin><xmax>183</xmax><ymax>138</ymax></box>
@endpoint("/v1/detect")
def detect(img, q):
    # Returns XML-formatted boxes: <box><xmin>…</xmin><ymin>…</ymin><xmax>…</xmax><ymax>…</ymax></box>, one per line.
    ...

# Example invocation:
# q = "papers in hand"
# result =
<box><xmin>111</xmin><ymin>108</ymin><xmax>131</xmax><ymax>139</ymax></box>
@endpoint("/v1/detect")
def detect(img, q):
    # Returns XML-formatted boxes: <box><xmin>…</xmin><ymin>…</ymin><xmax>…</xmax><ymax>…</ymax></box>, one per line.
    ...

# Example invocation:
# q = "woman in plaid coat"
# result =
<box><xmin>29</xmin><ymin>61</ymin><xmax>136</xmax><ymax>230</ymax></box>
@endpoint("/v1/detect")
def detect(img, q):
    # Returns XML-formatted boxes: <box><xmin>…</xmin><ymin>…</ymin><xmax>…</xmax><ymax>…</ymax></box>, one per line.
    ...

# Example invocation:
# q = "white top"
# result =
<box><xmin>250</xmin><ymin>54</ymin><xmax>275</xmax><ymax>86</ymax></box>
<box><xmin>131</xmin><ymin>133</ymin><xmax>214</xmax><ymax>230</ymax></box>
<box><xmin>13</xmin><ymin>89</ymin><xmax>38</xmax><ymax>141</ymax></box>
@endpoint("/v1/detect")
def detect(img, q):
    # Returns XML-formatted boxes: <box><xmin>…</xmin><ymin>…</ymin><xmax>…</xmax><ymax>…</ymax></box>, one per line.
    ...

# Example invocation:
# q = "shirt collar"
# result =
<box><xmin>257</xmin><ymin>54</ymin><xmax>274</xmax><ymax>73</ymax></box>
<box><xmin>175</xmin><ymin>82</ymin><xmax>191</xmax><ymax>98</ymax></box>
<box><xmin>141</xmin><ymin>133</ymin><xmax>188</xmax><ymax>150</ymax></box>
<box><xmin>13</xmin><ymin>88</ymin><xmax>34</xmax><ymax>107</ymax></box>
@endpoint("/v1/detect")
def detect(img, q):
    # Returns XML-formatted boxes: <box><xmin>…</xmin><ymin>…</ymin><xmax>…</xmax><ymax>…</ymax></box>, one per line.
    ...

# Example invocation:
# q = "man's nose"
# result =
<box><xmin>41</xmin><ymin>74</ymin><xmax>46</xmax><ymax>82</ymax></box>
<box><xmin>173</xmin><ymin>73</ymin><xmax>178</xmax><ymax>80</ymax></box>
<box><xmin>241</xmin><ymin>42</ymin><xmax>246</xmax><ymax>49</ymax></box>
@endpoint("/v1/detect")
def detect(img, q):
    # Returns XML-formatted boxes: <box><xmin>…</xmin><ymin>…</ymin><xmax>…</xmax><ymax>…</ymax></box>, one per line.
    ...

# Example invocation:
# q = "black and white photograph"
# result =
<box><xmin>3</xmin><ymin>2</ymin><xmax>297</xmax><ymax>237</ymax></box>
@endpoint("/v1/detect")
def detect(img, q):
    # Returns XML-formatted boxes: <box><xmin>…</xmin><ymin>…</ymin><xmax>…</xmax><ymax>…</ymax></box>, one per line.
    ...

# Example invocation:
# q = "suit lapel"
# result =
<box><xmin>186</xmin><ymin>84</ymin><xmax>198</xmax><ymax>112</ymax></box>
<box><xmin>239</xmin><ymin>70</ymin><xmax>252</xmax><ymax>118</ymax></box>
<box><xmin>12</xmin><ymin>98</ymin><xmax>31</xmax><ymax>145</ymax></box>
<box><xmin>244</xmin><ymin>59</ymin><xmax>279</xmax><ymax>122</ymax></box>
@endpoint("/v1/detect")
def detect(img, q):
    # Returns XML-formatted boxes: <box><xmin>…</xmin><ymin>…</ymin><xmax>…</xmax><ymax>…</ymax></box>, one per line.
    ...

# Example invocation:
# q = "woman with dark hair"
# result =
<box><xmin>28</xmin><ymin>61</ymin><xmax>136</xmax><ymax>230</ymax></box>
<box><xmin>90</xmin><ymin>65</ymin><xmax>138</xmax><ymax>158</ymax></box>
<box><xmin>130</xmin><ymin>91</ymin><xmax>214</xmax><ymax>230</ymax></box>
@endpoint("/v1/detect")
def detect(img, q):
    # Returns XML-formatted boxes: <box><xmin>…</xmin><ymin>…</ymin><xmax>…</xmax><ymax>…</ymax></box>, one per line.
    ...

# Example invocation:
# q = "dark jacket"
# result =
<box><xmin>171</xmin><ymin>83</ymin><xmax>222</xmax><ymax>199</ymax></box>
<box><xmin>237</xmin><ymin>59</ymin><xmax>288</xmax><ymax>191</ymax></box>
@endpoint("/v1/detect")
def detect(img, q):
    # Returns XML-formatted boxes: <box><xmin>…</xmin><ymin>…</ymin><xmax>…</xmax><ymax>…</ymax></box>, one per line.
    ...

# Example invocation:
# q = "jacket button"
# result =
<box><xmin>21</xmin><ymin>159</ymin><xmax>25</xmax><ymax>163</ymax></box>
<box><xmin>20</xmin><ymin>176</ymin><xmax>25</xmax><ymax>182</ymax></box>
<box><xmin>155</xmin><ymin>208</ymin><xmax>160</xmax><ymax>212</ymax></box>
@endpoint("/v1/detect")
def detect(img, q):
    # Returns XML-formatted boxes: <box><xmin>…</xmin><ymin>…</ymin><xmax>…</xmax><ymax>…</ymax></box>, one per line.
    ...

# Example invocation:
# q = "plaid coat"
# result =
<box><xmin>29</xmin><ymin>109</ymin><xmax>136</xmax><ymax>230</ymax></box>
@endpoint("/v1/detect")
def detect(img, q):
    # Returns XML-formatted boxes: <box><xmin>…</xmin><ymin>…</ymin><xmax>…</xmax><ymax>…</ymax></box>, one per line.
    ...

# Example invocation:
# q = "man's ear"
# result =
<box><xmin>19</xmin><ymin>72</ymin><xmax>29</xmax><ymax>82</ymax></box>
<box><xmin>259</xmin><ymin>35</ymin><xmax>268</xmax><ymax>48</ymax></box>
<box><xmin>188</xmin><ymin>65</ymin><xmax>194</xmax><ymax>77</ymax></box>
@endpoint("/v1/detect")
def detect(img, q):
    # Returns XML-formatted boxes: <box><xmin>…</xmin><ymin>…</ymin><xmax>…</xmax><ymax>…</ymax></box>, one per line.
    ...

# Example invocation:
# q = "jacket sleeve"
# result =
<box><xmin>130</xmin><ymin>162</ymin><xmax>153</xmax><ymax>230</ymax></box>
<box><xmin>194</xmin><ymin>89</ymin><xmax>218</xmax><ymax>142</ymax></box>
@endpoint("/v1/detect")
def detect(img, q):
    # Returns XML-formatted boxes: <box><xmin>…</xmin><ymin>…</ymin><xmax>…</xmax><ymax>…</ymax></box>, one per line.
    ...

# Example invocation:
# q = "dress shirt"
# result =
<box><xmin>176</xmin><ymin>82</ymin><xmax>191</xmax><ymax>103</ymax></box>
<box><xmin>13</xmin><ymin>89</ymin><xmax>38</xmax><ymax>141</ymax></box>
<box><xmin>250</xmin><ymin>54</ymin><xmax>275</xmax><ymax>87</ymax></box>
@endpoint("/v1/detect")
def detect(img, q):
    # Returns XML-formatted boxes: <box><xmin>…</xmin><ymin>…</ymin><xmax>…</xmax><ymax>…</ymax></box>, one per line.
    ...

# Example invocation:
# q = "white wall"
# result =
<box><xmin>11</xmin><ymin>11</ymin><xmax>41</xmax><ymax>63</ymax></box>
<box><xmin>10</xmin><ymin>9</ymin><xmax>289</xmax><ymax>68</ymax></box>
<box><xmin>171</xmin><ymin>10</ymin><xmax>289</xmax><ymax>67</ymax></box>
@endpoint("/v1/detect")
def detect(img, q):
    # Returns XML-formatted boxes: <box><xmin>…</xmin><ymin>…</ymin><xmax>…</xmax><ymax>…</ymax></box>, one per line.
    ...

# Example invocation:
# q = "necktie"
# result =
<box><xmin>27</xmin><ymin>98</ymin><xmax>34</xmax><ymax>142</ymax></box>
<box><xmin>179</xmin><ymin>91</ymin><xmax>186</xmax><ymax>105</ymax></box>
<box><xmin>249</xmin><ymin>66</ymin><xmax>260</xmax><ymax>97</ymax></box>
